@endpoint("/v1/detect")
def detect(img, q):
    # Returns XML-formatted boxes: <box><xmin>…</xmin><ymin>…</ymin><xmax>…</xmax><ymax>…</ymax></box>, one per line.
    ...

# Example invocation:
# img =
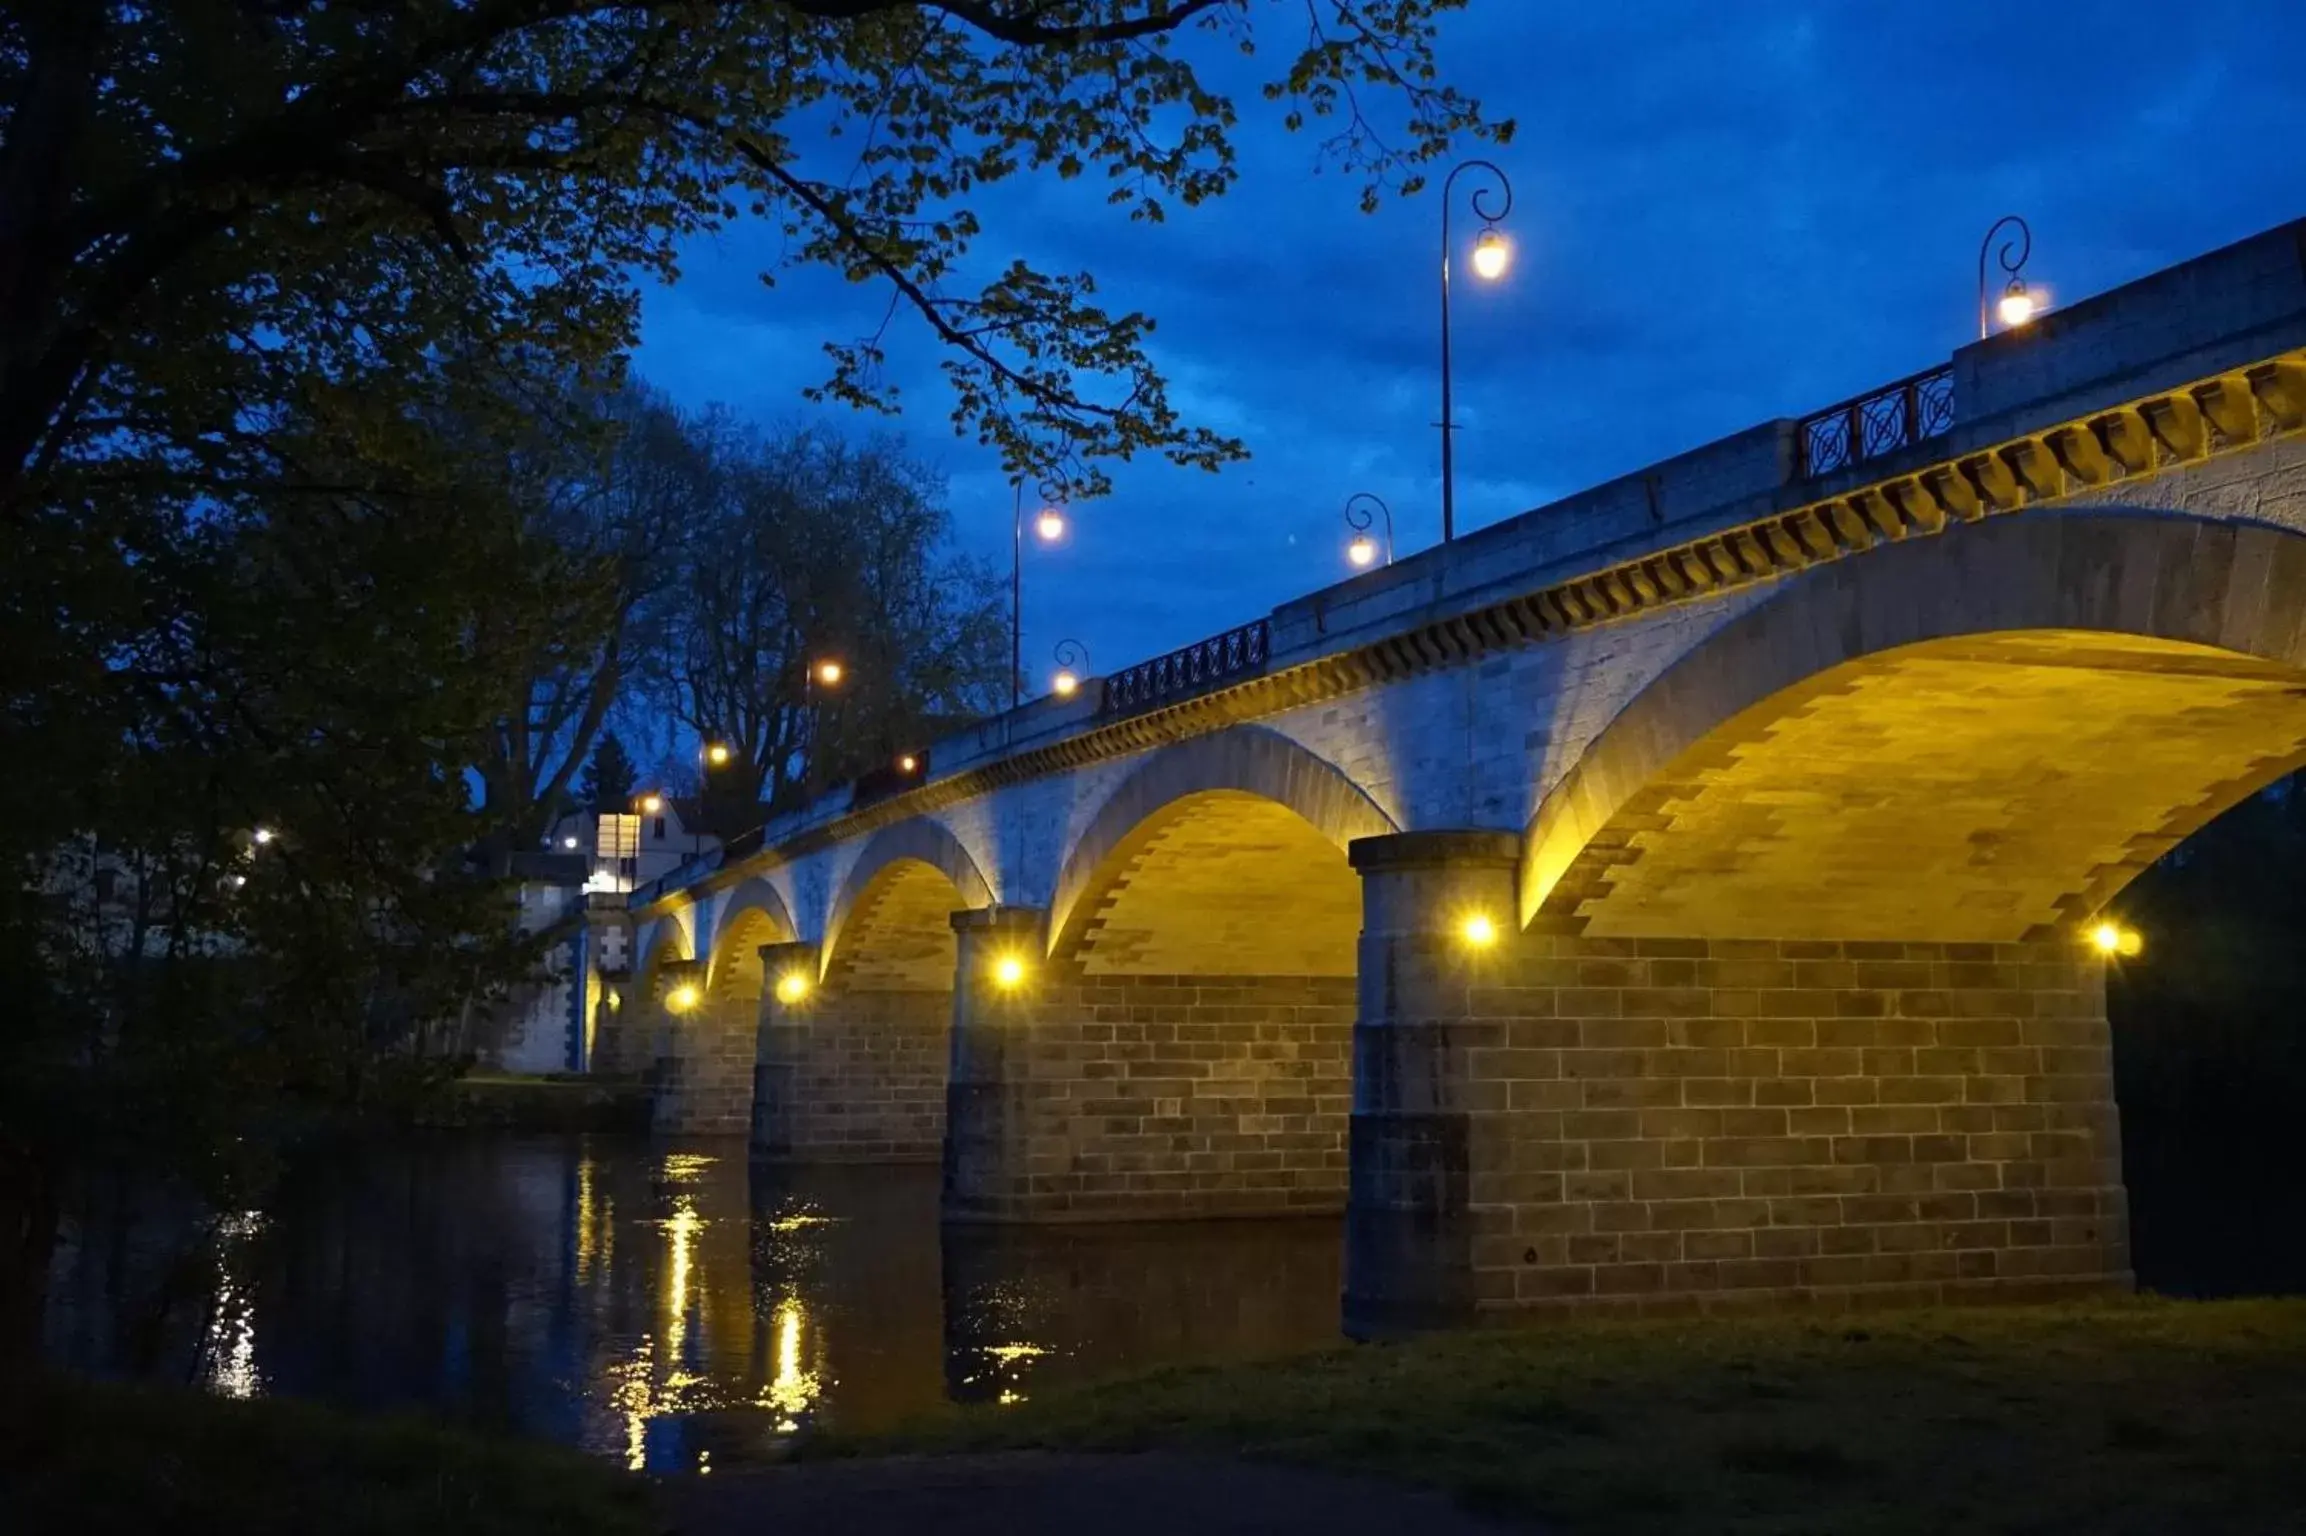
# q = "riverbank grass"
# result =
<box><xmin>846</xmin><ymin>1297</ymin><xmax>2306</xmax><ymax>1535</ymax></box>
<box><xmin>2</xmin><ymin>1375</ymin><xmax>653</xmax><ymax>1536</ymax></box>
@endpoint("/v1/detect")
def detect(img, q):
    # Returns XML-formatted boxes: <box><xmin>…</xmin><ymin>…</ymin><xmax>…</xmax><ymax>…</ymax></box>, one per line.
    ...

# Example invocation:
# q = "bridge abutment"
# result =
<box><xmin>752</xmin><ymin>940</ymin><xmax>948</xmax><ymax>1163</ymax></box>
<box><xmin>1348</xmin><ymin>829</ymin><xmax>2132</xmax><ymax>1334</ymax></box>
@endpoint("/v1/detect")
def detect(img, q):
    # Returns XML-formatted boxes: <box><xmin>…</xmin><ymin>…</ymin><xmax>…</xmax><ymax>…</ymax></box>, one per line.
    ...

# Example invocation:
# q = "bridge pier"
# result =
<box><xmin>651</xmin><ymin>957</ymin><xmax>757</xmax><ymax>1136</ymax></box>
<box><xmin>751</xmin><ymin>940</ymin><xmax>948</xmax><ymax>1163</ymax></box>
<box><xmin>942</xmin><ymin>907</ymin><xmax>1353</xmax><ymax>1222</ymax></box>
<box><xmin>1344</xmin><ymin>832</ymin><xmax>2131</xmax><ymax>1333</ymax></box>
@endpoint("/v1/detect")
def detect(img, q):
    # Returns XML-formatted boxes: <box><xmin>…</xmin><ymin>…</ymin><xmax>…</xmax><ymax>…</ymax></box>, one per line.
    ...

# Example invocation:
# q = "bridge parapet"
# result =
<box><xmin>642</xmin><ymin>216</ymin><xmax>2306</xmax><ymax>914</ymax></box>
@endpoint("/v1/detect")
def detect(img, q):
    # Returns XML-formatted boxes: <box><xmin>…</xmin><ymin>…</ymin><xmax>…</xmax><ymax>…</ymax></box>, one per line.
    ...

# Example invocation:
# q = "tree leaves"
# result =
<box><xmin>2</xmin><ymin>0</ymin><xmax>1508</xmax><ymax>509</ymax></box>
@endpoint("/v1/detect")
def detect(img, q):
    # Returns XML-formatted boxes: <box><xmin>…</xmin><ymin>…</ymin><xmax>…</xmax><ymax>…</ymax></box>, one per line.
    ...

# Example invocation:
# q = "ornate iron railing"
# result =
<box><xmin>1797</xmin><ymin>363</ymin><xmax>1955</xmax><ymax>479</ymax></box>
<box><xmin>1100</xmin><ymin>618</ymin><xmax>1271</xmax><ymax>717</ymax></box>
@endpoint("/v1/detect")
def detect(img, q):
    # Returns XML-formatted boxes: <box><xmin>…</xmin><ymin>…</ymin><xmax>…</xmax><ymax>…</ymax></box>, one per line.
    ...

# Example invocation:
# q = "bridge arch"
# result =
<box><xmin>706</xmin><ymin>877</ymin><xmax>797</xmax><ymax>996</ymax></box>
<box><xmin>821</xmin><ymin>818</ymin><xmax>995</xmax><ymax>987</ymax></box>
<box><xmin>632</xmin><ymin>908</ymin><xmax>696</xmax><ymax>997</ymax></box>
<box><xmin>1047</xmin><ymin>726</ymin><xmax>1395</xmax><ymax>972</ymax></box>
<box><xmin>1523</xmin><ymin>509</ymin><xmax>2306</xmax><ymax>939</ymax></box>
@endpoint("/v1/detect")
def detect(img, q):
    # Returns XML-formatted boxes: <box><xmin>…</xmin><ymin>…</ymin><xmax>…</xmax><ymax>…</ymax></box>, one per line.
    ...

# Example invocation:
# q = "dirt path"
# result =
<box><xmin>660</xmin><ymin>1450</ymin><xmax>1537</xmax><ymax>1534</ymax></box>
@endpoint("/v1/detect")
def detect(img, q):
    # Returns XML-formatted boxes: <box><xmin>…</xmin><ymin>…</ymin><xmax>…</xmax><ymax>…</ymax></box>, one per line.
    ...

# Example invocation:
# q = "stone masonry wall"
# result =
<box><xmin>1370</xmin><ymin>930</ymin><xmax>2130</xmax><ymax>1321</ymax></box>
<box><xmin>652</xmin><ymin>990</ymin><xmax>756</xmax><ymax>1137</ymax></box>
<box><xmin>589</xmin><ymin>994</ymin><xmax>646</xmax><ymax>1076</ymax></box>
<box><xmin>753</xmin><ymin>987</ymin><xmax>950</xmax><ymax>1162</ymax></box>
<box><xmin>946</xmin><ymin>968</ymin><xmax>1354</xmax><ymax>1221</ymax></box>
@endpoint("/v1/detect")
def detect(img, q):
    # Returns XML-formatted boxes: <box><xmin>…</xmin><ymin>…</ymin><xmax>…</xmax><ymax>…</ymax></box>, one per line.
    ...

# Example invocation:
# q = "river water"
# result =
<box><xmin>41</xmin><ymin>1134</ymin><xmax>1344</xmax><ymax>1471</ymax></box>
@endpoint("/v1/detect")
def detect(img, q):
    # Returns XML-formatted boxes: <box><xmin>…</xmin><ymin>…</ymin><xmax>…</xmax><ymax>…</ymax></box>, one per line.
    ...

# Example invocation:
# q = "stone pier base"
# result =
<box><xmin>652</xmin><ymin>976</ymin><xmax>755</xmax><ymax>1137</ymax></box>
<box><xmin>753</xmin><ymin>938</ymin><xmax>949</xmax><ymax>1163</ymax></box>
<box><xmin>942</xmin><ymin>908</ymin><xmax>1354</xmax><ymax>1222</ymax></box>
<box><xmin>1345</xmin><ymin>831</ymin><xmax>2132</xmax><ymax>1334</ymax></box>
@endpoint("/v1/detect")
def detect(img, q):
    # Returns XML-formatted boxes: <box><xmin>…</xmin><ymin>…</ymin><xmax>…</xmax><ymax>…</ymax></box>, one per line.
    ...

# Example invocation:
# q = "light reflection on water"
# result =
<box><xmin>44</xmin><ymin>1134</ymin><xmax>1343</xmax><ymax>1470</ymax></box>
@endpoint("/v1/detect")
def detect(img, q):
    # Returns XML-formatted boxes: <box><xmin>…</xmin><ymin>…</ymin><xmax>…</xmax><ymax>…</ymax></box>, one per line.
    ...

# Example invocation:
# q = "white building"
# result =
<box><xmin>481</xmin><ymin>801</ymin><xmax>721</xmax><ymax>1074</ymax></box>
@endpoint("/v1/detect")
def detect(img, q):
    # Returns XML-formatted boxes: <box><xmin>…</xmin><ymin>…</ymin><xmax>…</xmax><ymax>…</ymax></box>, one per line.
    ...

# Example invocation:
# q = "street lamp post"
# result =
<box><xmin>696</xmin><ymin>740</ymin><xmax>734</xmax><ymax>855</ymax></box>
<box><xmin>1344</xmin><ymin>492</ymin><xmax>1395</xmax><ymax>568</ymax></box>
<box><xmin>1438</xmin><ymin>159</ymin><xmax>1513</xmax><ymax>545</ymax></box>
<box><xmin>1012</xmin><ymin>478</ymin><xmax>1066</xmax><ymax>711</ymax></box>
<box><xmin>1051</xmin><ymin>638</ymin><xmax>1090</xmax><ymax>701</ymax></box>
<box><xmin>801</xmin><ymin>657</ymin><xmax>843</xmax><ymax>803</ymax></box>
<box><xmin>1978</xmin><ymin>214</ymin><xmax>2036</xmax><ymax>339</ymax></box>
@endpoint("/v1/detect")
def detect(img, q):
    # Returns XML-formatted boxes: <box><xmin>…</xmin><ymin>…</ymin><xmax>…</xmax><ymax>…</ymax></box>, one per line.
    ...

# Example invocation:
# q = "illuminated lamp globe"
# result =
<box><xmin>992</xmin><ymin>954</ymin><xmax>1027</xmax><ymax>990</ymax></box>
<box><xmin>705</xmin><ymin>742</ymin><xmax>732</xmax><ymax>766</ymax></box>
<box><xmin>1470</xmin><ymin>229</ymin><xmax>1511</xmax><ymax>282</ymax></box>
<box><xmin>640</xmin><ymin>793</ymin><xmax>664</xmax><ymax>815</ymax></box>
<box><xmin>562</xmin><ymin>836</ymin><xmax>579</xmax><ymax>850</ymax></box>
<box><xmin>776</xmin><ymin>972</ymin><xmax>811</xmax><ymax>1005</ymax></box>
<box><xmin>814</xmin><ymin>660</ymin><xmax>844</xmax><ymax>686</ymax></box>
<box><xmin>1348</xmin><ymin>533</ymin><xmax>1379</xmax><ymax>568</ymax></box>
<box><xmin>1035</xmin><ymin>508</ymin><xmax>1067</xmax><ymax>542</ymax></box>
<box><xmin>667</xmin><ymin>982</ymin><xmax>701</xmax><ymax>1014</ymax></box>
<box><xmin>252</xmin><ymin>827</ymin><xmax>275</xmax><ymax>846</ymax></box>
<box><xmin>1460</xmin><ymin>912</ymin><xmax>1500</xmax><ymax>949</ymax></box>
<box><xmin>1998</xmin><ymin>287</ymin><xmax>2038</xmax><ymax>329</ymax></box>
<box><xmin>1052</xmin><ymin>669</ymin><xmax>1080</xmax><ymax>699</ymax></box>
<box><xmin>899</xmin><ymin>754</ymin><xmax>919</xmax><ymax>773</ymax></box>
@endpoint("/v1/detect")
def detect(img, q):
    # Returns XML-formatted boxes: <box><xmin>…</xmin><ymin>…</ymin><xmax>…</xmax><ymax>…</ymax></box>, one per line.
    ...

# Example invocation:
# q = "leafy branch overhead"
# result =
<box><xmin>0</xmin><ymin>0</ymin><xmax>1509</xmax><ymax>505</ymax></box>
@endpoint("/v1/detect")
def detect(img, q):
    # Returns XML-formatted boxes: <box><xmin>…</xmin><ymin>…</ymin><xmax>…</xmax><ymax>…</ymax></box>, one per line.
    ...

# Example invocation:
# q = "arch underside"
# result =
<box><xmin>1060</xmin><ymin>790</ymin><xmax>1359</xmax><ymax>976</ymax></box>
<box><xmin>709</xmin><ymin>905</ymin><xmax>792</xmax><ymax>1000</ymax></box>
<box><xmin>827</xmin><ymin>859</ymin><xmax>968</xmax><ymax>989</ymax></box>
<box><xmin>633</xmin><ymin>916</ymin><xmax>694</xmax><ymax>992</ymax></box>
<box><xmin>1542</xmin><ymin>630</ymin><xmax>2306</xmax><ymax>941</ymax></box>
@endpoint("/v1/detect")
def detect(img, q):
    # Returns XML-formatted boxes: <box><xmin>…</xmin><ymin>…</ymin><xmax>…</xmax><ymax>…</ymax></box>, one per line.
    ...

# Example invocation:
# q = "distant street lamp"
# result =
<box><xmin>1344</xmin><ymin>492</ymin><xmax>1395</xmax><ymax>568</ymax></box>
<box><xmin>1051</xmin><ymin>638</ymin><xmax>1090</xmax><ymax>700</ymax></box>
<box><xmin>704</xmin><ymin>742</ymin><xmax>732</xmax><ymax>767</ymax></box>
<box><xmin>801</xmin><ymin>656</ymin><xmax>845</xmax><ymax>802</ymax></box>
<box><xmin>1979</xmin><ymin>215</ymin><xmax>2038</xmax><ymax>339</ymax></box>
<box><xmin>1438</xmin><ymin>159</ymin><xmax>1514</xmax><ymax>545</ymax></box>
<box><xmin>639</xmin><ymin>792</ymin><xmax>664</xmax><ymax>815</ymax></box>
<box><xmin>1012</xmin><ymin>478</ymin><xmax>1067</xmax><ymax>711</ymax></box>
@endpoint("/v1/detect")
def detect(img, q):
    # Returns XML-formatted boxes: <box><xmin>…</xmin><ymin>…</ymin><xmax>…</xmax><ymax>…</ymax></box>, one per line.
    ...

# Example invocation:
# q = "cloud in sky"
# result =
<box><xmin>634</xmin><ymin>0</ymin><xmax>2306</xmax><ymax>687</ymax></box>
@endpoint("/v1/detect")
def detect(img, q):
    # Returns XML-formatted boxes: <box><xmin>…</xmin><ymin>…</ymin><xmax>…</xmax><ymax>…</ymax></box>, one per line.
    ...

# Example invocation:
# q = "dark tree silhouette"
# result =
<box><xmin>579</xmin><ymin>733</ymin><xmax>640</xmax><ymax>816</ymax></box>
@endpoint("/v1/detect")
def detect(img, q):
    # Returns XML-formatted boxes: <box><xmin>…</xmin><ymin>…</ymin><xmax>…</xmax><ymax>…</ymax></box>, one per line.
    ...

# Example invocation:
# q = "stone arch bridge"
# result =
<box><xmin>577</xmin><ymin>218</ymin><xmax>2306</xmax><ymax>1332</ymax></box>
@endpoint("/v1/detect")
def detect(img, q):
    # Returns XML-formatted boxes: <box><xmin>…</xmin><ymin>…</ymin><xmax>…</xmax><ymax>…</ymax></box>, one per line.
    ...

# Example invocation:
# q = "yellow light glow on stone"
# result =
<box><xmin>1471</xmin><ymin>230</ymin><xmax>1510</xmax><ymax>281</ymax></box>
<box><xmin>1461</xmin><ymin>913</ymin><xmax>1499</xmax><ymax>949</ymax></box>
<box><xmin>775</xmin><ymin>972</ymin><xmax>811</xmax><ymax>1005</ymax></box>
<box><xmin>2088</xmin><ymin>921</ymin><xmax>2142</xmax><ymax>958</ymax></box>
<box><xmin>992</xmin><ymin>954</ymin><xmax>1027</xmax><ymax>989</ymax></box>
<box><xmin>667</xmin><ymin>982</ymin><xmax>701</xmax><ymax>1013</ymax></box>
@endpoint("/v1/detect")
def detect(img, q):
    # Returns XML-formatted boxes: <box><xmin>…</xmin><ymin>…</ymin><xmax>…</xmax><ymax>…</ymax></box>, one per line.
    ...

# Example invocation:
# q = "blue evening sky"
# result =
<box><xmin>633</xmin><ymin>0</ymin><xmax>2306</xmax><ymax>691</ymax></box>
